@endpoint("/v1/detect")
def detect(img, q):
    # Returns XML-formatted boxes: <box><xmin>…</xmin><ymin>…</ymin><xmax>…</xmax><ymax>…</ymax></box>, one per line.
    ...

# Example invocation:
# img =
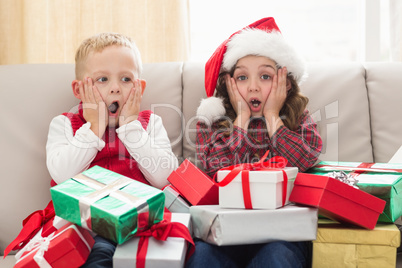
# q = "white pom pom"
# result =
<box><xmin>196</xmin><ymin>97</ymin><xmax>226</xmax><ymax>126</ymax></box>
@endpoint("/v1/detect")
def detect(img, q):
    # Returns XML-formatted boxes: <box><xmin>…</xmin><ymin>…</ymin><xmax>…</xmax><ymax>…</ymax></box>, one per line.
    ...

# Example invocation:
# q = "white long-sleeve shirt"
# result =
<box><xmin>46</xmin><ymin>113</ymin><xmax>178</xmax><ymax>189</ymax></box>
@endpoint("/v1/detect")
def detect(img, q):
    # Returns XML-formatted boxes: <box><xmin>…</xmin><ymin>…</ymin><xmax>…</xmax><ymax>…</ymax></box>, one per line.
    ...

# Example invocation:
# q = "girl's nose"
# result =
<box><xmin>248</xmin><ymin>79</ymin><xmax>260</xmax><ymax>92</ymax></box>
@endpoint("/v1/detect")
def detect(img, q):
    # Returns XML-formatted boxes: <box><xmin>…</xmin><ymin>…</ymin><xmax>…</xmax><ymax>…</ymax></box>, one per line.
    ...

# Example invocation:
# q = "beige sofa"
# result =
<box><xmin>1</xmin><ymin>62</ymin><xmax>402</xmax><ymax>266</ymax></box>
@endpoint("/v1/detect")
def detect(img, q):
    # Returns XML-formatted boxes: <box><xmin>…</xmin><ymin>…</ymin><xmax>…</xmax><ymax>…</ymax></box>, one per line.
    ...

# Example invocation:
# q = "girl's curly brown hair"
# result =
<box><xmin>215</xmin><ymin>65</ymin><xmax>308</xmax><ymax>132</ymax></box>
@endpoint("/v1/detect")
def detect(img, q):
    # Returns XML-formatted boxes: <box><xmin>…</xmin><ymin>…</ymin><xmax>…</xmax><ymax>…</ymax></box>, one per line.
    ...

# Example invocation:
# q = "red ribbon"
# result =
<box><xmin>3</xmin><ymin>201</ymin><xmax>55</xmax><ymax>258</ymax></box>
<box><xmin>214</xmin><ymin>151</ymin><xmax>289</xmax><ymax>209</ymax></box>
<box><xmin>134</xmin><ymin>212</ymin><xmax>194</xmax><ymax>268</ymax></box>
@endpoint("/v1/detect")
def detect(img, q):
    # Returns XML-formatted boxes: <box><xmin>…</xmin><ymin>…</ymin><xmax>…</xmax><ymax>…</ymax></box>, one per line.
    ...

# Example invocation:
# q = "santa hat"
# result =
<box><xmin>204</xmin><ymin>17</ymin><xmax>306</xmax><ymax>97</ymax></box>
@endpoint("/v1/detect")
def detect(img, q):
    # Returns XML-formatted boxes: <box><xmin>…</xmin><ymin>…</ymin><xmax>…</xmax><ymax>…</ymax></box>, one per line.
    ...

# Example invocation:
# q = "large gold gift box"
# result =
<box><xmin>312</xmin><ymin>220</ymin><xmax>400</xmax><ymax>268</ymax></box>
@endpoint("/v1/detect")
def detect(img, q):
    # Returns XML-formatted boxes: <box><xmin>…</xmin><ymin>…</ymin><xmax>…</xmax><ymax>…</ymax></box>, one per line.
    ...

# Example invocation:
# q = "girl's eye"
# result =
<box><xmin>261</xmin><ymin>74</ymin><xmax>271</xmax><ymax>80</ymax></box>
<box><xmin>97</xmin><ymin>77</ymin><xmax>108</xmax><ymax>82</ymax></box>
<box><xmin>237</xmin><ymin>75</ymin><xmax>247</xmax><ymax>81</ymax></box>
<box><xmin>122</xmin><ymin>77</ymin><xmax>132</xmax><ymax>82</ymax></box>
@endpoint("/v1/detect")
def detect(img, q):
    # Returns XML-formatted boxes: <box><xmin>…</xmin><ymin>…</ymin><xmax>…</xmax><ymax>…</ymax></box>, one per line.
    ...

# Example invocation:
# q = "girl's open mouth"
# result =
<box><xmin>250</xmin><ymin>99</ymin><xmax>261</xmax><ymax>108</ymax></box>
<box><xmin>108</xmin><ymin>102</ymin><xmax>119</xmax><ymax>114</ymax></box>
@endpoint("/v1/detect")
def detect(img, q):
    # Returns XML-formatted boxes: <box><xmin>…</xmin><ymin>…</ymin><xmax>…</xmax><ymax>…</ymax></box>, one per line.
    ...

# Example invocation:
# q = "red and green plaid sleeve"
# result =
<box><xmin>196</xmin><ymin>111</ymin><xmax>322</xmax><ymax>177</ymax></box>
<box><xmin>270</xmin><ymin>111</ymin><xmax>322</xmax><ymax>172</ymax></box>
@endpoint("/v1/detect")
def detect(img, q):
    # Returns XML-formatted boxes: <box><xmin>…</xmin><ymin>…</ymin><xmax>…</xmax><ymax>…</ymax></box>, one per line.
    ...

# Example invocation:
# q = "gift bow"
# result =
<box><xmin>134</xmin><ymin>214</ymin><xmax>194</xmax><ymax>268</ymax></box>
<box><xmin>3</xmin><ymin>200</ymin><xmax>55</xmax><ymax>258</ymax></box>
<box><xmin>214</xmin><ymin>151</ymin><xmax>289</xmax><ymax>209</ymax></box>
<box><xmin>15</xmin><ymin>224</ymin><xmax>92</xmax><ymax>268</ymax></box>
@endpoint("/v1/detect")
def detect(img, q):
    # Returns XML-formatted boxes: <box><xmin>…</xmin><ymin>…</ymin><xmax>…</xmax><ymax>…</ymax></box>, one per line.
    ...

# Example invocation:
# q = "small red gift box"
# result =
<box><xmin>167</xmin><ymin>159</ymin><xmax>218</xmax><ymax>205</ymax></box>
<box><xmin>289</xmin><ymin>173</ymin><xmax>386</xmax><ymax>229</ymax></box>
<box><xmin>14</xmin><ymin>223</ymin><xmax>95</xmax><ymax>268</ymax></box>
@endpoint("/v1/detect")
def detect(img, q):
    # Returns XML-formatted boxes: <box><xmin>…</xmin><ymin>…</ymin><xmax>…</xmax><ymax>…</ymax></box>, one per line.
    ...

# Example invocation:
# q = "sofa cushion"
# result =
<box><xmin>141</xmin><ymin>62</ymin><xmax>184</xmax><ymax>159</ymax></box>
<box><xmin>365</xmin><ymin>62</ymin><xmax>402</xmax><ymax>163</ymax></box>
<box><xmin>182</xmin><ymin>62</ymin><xmax>207</xmax><ymax>164</ymax></box>
<box><xmin>301</xmin><ymin>62</ymin><xmax>373</xmax><ymax>163</ymax></box>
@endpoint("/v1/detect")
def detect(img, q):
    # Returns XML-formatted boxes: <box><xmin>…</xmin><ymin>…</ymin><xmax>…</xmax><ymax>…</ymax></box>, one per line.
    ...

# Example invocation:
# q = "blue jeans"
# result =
<box><xmin>80</xmin><ymin>236</ymin><xmax>116</xmax><ymax>268</ymax></box>
<box><xmin>185</xmin><ymin>239</ymin><xmax>311</xmax><ymax>268</ymax></box>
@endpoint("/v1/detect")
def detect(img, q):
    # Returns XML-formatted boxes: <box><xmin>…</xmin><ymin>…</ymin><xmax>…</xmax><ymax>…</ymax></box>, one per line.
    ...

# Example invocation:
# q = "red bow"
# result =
<box><xmin>214</xmin><ymin>151</ymin><xmax>289</xmax><ymax>209</ymax></box>
<box><xmin>4</xmin><ymin>201</ymin><xmax>55</xmax><ymax>258</ymax></box>
<box><xmin>134</xmin><ymin>213</ymin><xmax>194</xmax><ymax>268</ymax></box>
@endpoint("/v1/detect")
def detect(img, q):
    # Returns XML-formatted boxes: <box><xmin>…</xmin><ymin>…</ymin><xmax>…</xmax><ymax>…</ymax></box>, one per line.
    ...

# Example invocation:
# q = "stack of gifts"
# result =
<box><xmin>8</xmin><ymin>165</ymin><xmax>194</xmax><ymax>267</ymax></box>
<box><xmin>307</xmin><ymin>161</ymin><xmax>402</xmax><ymax>223</ymax></box>
<box><xmin>288</xmin><ymin>158</ymin><xmax>402</xmax><ymax>267</ymax></box>
<box><xmin>190</xmin><ymin>152</ymin><xmax>319</xmax><ymax>246</ymax></box>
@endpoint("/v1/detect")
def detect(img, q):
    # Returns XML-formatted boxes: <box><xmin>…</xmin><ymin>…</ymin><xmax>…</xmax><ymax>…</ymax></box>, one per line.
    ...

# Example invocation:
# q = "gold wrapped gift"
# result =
<box><xmin>312</xmin><ymin>219</ymin><xmax>400</xmax><ymax>268</ymax></box>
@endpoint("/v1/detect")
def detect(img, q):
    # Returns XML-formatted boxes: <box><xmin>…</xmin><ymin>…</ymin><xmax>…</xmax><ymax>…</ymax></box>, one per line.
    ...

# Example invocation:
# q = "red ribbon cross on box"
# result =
<box><xmin>214</xmin><ymin>151</ymin><xmax>289</xmax><ymax>209</ymax></box>
<box><xmin>134</xmin><ymin>211</ymin><xmax>194</xmax><ymax>268</ymax></box>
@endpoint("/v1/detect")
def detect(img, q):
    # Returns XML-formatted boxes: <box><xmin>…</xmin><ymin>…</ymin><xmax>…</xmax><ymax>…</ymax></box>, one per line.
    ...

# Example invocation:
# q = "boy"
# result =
<box><xmin>46</xmin><ymin>32</ymin><xmax>178</xmax><ymax>267</ymax></box>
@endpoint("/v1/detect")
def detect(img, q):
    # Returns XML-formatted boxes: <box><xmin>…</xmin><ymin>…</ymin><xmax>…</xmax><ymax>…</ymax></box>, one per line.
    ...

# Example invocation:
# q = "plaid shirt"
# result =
<box><xmin>196</xmin><ymin>110</ymin><xmax>322</xmax><ymax>177</ymax></box>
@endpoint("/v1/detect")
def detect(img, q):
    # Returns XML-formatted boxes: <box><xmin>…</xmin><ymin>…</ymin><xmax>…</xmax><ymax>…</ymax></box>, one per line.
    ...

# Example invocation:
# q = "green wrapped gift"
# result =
<box><xmin>308</xmin><ymin>161</ymin><xmax>402</xmax><ymax>223</ymax></box>
<box><xmin>50</xmin><ymin>166</ymin><xmax>165</xmax><ymax>244</ymax></box>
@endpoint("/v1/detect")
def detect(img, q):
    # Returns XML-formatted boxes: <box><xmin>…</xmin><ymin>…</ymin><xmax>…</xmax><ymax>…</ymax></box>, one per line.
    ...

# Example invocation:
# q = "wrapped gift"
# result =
<box><xmin>217</xmin><ymin>167</ymin><xmax>298</xmax><ymax>209</ymax></box>
<box><xmin>113</xmin><ymin>213</ymin><xmax>193</xmax><ymax>268</ymax></box>
<box><xmin>163</xmin><ymin>185</ymin><xmax>191</xmax><ymax>213</ymax></box>
<box><xmin>14</xmin><ymin>223</ymin><xmax>95</xmax><ymax>268</ymax></box>
<box><xmin>289</xmin><ymin>173</ymin><xmax>386</xmax><ymax>229</ymax></box>
<box><xmin>15</xmin><ymin>216</ymin><xmax>70</xmax><ymax>261</ymax></box>
<box><xmin>308</xmin><ymin>161</ymin><xmax>402</xmax><ymax>222</ymax></box>
<box><xmin>312</xmin><ymin>219</ymin><xmax>401</xmax><ymax>268</ymax></box>
<box><xmin>50</xmin><ymin>166</ymin><xmax>165</xmax><ymax>244</ymax></box>
<box><xmin>190</xmin><ymin>204</ymin><xmax>318</xmax><ymax>246</ymax></box>
<box><xmin>167</xmin><ymin>159</ymin><xmax>218</xmax><ymax>205</ymax></box>
<box><xmin>3</xmin><ymin>201</ymin><xmax>55</xmax><ymax>258</ymax></box>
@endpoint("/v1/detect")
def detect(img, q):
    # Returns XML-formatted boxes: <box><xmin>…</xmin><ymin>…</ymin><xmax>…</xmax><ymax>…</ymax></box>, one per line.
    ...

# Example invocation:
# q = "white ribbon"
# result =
<box><xmin>73</xmin><ymin>174</ymin><xmax>148</xmax><ymax>231</ymax></box>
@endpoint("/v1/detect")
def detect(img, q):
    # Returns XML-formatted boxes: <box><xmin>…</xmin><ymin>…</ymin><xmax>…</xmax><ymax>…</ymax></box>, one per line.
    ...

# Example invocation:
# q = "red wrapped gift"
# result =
<box><xmin>14</xmin><ymin>223</ymin><xmax>95</xmax><ymax>268</ymax></box>
<box><xmin>289</xmin><ymin>173</ymin><xmax>386</xmax><ymax>229</ymax></box>
<box><xmin>167</xmin><ymin>159</ymin><xmax>218</xmax><ymax>205</ymax></box>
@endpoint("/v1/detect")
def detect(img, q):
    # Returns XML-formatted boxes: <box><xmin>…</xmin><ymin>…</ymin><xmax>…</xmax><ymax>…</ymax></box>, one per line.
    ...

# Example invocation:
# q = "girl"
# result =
<box><xmin>188</xmin><ymin>17</ymin><xmax>322</xmax><ymax>267</ymax></box>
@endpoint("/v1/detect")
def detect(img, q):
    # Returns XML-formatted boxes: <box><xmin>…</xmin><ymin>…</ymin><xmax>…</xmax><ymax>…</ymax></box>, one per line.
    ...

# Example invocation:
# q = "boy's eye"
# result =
<box><xmin>237</xmin><ymin>75</ymin><xmax>247</xmax><ymax>81</ymax></box>
<box><xmin>97</xmin><ymin>77</ymin><xmax>108</xmax><ymax>82</ymax></box>
<box><xmin>122</xmin><ymin>77</ymin><xmax>132</xmax><ymax>82</ymax></box>
<box><xmin>261</xmin><ymin>74</ymin><xmax>271</xmax><ymax>80</ymax></box>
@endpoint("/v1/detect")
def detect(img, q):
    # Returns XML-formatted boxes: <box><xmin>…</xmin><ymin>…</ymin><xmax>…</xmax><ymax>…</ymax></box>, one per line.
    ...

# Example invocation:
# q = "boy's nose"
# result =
<box><xmin>110</xmin><ymin>83</ymin><xmax>120</xmax><ymax>94</ymax></box>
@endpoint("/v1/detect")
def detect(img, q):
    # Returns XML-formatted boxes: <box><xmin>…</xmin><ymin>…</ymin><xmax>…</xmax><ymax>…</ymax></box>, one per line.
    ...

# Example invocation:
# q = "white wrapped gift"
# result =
<box><xmin>113</xmin><ymin>213</ymin><xmax>192</xmax><ymax>268</ymax></box>
<box><xmin>217</xmin><ymin>167</ymin><xmax>298</xmax><ymax>209</ymax></box>
<box><xmin>163</xmin><ymin>185</ymin><xmax>191</xmax><ymax>213</ymax></box>
<box><xmin>190</xmin><ymin>204</ymin><xmax>318</xmax><ymax>246</ymax></box>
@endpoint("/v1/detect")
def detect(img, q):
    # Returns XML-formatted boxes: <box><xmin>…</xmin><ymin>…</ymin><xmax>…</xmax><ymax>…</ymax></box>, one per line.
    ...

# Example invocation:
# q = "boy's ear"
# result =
<box><xmin>286</xmin><ymin>78</ymin><xmax>292</xmax><ymax>91</ymax></box>
<box><xmin>71</xmin><ymin>80</ymin><xmax>82</xmax><ymax>100</ymax></box>
<box><xmin>140</xmin><ymin>79</ymin><xmax>146</xmax><ymax>94</ymax></box>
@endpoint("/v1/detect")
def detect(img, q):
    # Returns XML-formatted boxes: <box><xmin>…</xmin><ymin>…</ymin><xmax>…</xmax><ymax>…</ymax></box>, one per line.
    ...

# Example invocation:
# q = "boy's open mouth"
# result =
<box><xmin>108</xmin><ymin>102</ymin><xmax>119</xmax><ymax>114</ymax></box>
<box><xmin>250</xmin><ymin>99</ymin><xmax>261</xmax><ymax>108</ymax></box>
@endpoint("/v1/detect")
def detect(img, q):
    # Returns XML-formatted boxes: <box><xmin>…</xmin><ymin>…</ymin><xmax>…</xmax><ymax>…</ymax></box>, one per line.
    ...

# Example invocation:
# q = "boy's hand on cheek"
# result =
<box><xmin>80</xmin><ymin>78</ymin><xmax>108</xmax><ymax>138</ymax></box>
<box><xmin>119</xmin><ymin>79</ymin><xmax>141</xmax><ymax>126</ymax></box>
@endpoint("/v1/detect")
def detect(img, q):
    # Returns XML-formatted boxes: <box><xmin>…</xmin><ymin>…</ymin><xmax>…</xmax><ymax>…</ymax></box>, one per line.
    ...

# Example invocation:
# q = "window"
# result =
<box><xmin>189</xmin><ymin>0</ymin><xmax>391</xmax><ymax>62</ymax></box>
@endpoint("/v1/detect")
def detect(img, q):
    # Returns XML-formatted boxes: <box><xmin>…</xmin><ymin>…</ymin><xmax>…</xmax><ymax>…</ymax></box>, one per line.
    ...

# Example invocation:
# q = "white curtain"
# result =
<box><xmin>389</xmin><ymin>0</ymin><xmax>402</xmax><ymax>61</ymax></box>
<box><xmin>0</xmin><ymin>0</ymin><xmax>190</xmax><ymax>64</ymax></box>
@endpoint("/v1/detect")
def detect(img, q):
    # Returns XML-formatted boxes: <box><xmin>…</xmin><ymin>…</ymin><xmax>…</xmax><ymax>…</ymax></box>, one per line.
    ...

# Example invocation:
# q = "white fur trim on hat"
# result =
<box><xmin>196</xmin><ymin>97</ymin><xmax>226</xmax><ymax>126</ymax></box>
<box><xmin>222</xmin><ymin>29</ymin><xmax>307</xmax><ymax>83</ymax></box>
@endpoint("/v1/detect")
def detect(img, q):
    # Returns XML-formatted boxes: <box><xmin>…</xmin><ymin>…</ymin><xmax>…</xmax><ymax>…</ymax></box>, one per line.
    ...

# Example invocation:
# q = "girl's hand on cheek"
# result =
<box><xmin>226</xmin><ymin>74</ymin><xmax>250</xmax><ymax>129</ymax></box>
<box><xmin>80</xmin><ymin>77</ymin><xmax>108</xmax><ymax>137</ymax></box>
<box><xmin>119</xmin><ymin>79</ymin><xmax>141</xmax><ymax>126</ymax></box>
<box><xmin>263</xmin><ymin>67</ymin><xmax>288</xmax><ymax>119</ymax></box>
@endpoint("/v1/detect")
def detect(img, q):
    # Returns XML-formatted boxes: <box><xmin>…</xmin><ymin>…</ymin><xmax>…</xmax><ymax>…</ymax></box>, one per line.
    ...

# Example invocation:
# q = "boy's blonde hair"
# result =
<box><xmin>75</xmin><ymin>32</ymin><xmax>143</xmax><ymax>79</ymax></box>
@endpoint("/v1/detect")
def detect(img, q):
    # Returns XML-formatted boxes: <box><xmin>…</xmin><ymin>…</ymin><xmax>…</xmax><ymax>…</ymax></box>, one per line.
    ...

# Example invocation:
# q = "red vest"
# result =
<box><xmin>50</xmin><ymin>104</ymin><xmax>152</xmax><ymax>186</ymax></box>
